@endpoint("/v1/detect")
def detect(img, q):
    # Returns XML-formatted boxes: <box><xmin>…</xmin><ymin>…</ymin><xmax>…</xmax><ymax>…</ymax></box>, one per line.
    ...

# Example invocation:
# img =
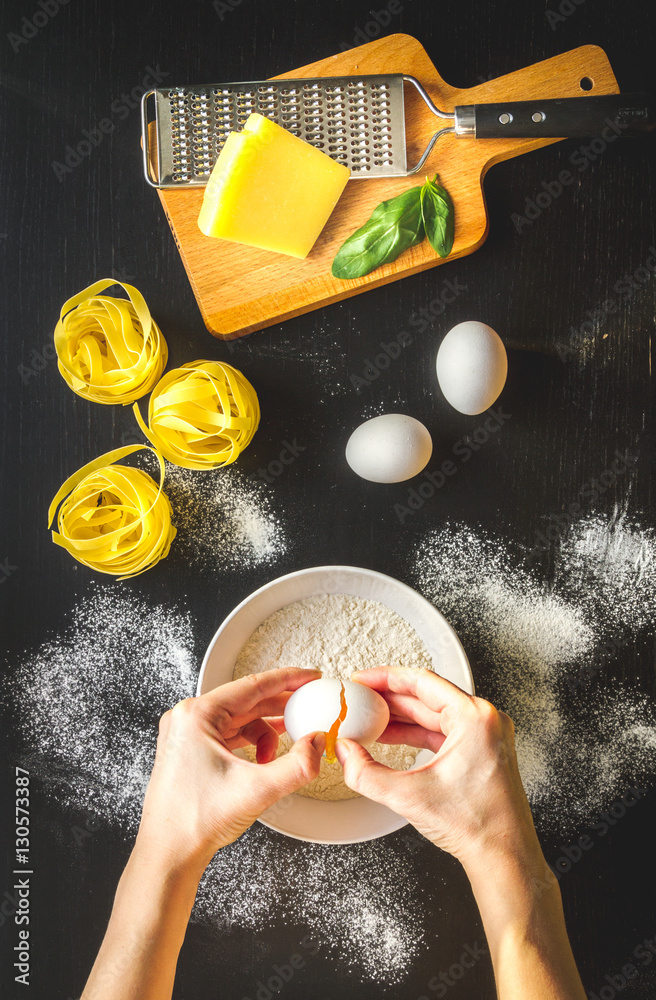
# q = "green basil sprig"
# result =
<box><xmin>421</xmin><ymin>174</ymin><xmax>454</xmax><ymax>258</ymax></box>
<box><xmin>331</xmin><ymin>174</ymin><xmax>454</xmax><ymax>280</ymax></box>
<box><xmin>331</xmin><ymin>187</ymin><xmax>424</xmax><ymax>280</ymax></box>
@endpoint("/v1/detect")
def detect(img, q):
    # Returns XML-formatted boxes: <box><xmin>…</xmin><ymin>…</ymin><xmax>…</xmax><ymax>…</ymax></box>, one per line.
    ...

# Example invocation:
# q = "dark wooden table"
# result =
<box><xmin>1</xmin><ymin>0</ymin><xmax>655</xmax><ymax>997</ymax></box>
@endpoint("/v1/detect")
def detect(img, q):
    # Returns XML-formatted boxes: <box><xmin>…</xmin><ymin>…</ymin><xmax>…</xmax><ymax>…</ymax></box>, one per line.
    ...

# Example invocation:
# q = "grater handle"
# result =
<box><xmin>402</xmin><ymin>77</ymin><xmax>455</xmax><ymax>174</ymax></box>
<box><xmin>402</xmin><ymin>75</ymin><xmax>453</xmax><ymax>121</ymax></box>
<box><xmin>454</xmin><ymin>93</ymin><xmax>655</xmax><ymax>139</ymax></box>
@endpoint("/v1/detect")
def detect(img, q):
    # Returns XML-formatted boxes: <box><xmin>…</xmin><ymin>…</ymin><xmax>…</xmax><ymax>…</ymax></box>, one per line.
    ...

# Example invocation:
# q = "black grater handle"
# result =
<box><xmin>455</xmin><ymin>93</ymin><xmax>655</xmax><ymax>139</ymax></box>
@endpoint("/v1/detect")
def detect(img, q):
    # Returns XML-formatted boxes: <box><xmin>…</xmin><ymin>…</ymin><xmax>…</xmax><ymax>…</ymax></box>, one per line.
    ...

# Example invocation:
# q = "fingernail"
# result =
<box><xmin>334</xmin><ymin>738</ymin><xmax>351</xmax><ymax>764</ymax></box>
<box><xmin>312</xmin><ymin>732</ymin><xmax>326</xmax><ymax>754</ymax></box>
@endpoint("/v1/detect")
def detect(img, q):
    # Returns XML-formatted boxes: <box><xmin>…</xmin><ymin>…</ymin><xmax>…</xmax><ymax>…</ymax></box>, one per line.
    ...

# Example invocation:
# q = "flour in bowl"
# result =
<box><xmin>232</xmin><ymin>593</ymin><xmax>434</xmax><ymax>800</ymax></box>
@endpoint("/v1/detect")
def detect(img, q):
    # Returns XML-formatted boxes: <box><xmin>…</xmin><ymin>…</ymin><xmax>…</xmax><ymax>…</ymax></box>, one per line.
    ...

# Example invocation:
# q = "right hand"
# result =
<box><xmin>335</xmin><ymin>666</ymin><xmax>542</xmax><ymax>874</ymax></box>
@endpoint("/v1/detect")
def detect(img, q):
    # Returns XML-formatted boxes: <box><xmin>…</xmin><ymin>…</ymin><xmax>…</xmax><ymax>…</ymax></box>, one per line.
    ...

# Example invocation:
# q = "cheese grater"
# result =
<box><xmin>141</xmin><ymin>75</ymin><xmax>654</xmax><ymax>188</ymax></box>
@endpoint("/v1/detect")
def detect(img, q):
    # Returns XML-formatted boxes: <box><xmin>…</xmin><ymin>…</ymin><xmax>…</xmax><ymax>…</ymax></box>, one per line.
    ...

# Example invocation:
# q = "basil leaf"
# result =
<box><xmin>332</xmin><ymin>186</ymin><xmax>424</xmax><ymax>279</ymax></box>
<box><xmin>420</xmin><ymin>174</ymin><xmax>454</xmax><ymax>258</ymax></box>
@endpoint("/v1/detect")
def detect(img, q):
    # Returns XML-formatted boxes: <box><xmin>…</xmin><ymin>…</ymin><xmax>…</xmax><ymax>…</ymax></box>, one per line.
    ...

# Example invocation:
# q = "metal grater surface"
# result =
<box><xmin>147</xmin><ymin>75</ymin><xmax>407</xmax><ymax>186</ymax></box>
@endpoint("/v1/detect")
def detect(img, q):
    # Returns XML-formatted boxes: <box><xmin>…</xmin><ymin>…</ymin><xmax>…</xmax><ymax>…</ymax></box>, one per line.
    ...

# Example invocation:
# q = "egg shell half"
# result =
<box><xmin>345</xmin><ymin>413</ymin><xmax>433</xmax><ymax>483</ymax></box>
<box><xmin>436</xmin><ymin>321</ymin><xmax>508</xmax><ymax>415</ymax></box>
<box><xmin>284</xmin><ymin>677</ymin><xmax>390</xmax><ymax>746</ymax></box>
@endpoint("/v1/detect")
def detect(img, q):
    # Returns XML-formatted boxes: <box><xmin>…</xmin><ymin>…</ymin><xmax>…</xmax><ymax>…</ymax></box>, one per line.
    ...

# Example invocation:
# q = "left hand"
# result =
<box><xmin>135</xmin><ymin>667</ymin><xmax>326</xmax><ymax>875</ymax></box>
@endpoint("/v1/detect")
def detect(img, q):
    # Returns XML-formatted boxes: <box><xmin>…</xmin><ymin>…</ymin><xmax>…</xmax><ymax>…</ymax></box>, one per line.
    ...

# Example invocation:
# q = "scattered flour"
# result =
<box><xmin>193</xmin><ymin>823</ymin><xmax>427</xmax><ymax>984</ymax></box>
<box><xmin>557</xmin><ymin>510</ymin><xmax>656</xmax><ymax>634</ymax></box>
<box><xmin>5</xmin><ymin>585</ymin><xmax>197</xmax><ymax>829</ymax></box>
<box><xmin>412</xmin><ymin>516</ymin><xmax>656</xmax><ymax>833</ymax></box>
<box><xmin>164</xmin><ymin>464</ymin><xmax>286</xmax><ymax>571</ymax></box>
<box><xmin>232</xmin><ymin>320</ymin><xmax>349</xmax><ymax>400</ymax></box>
<box><xmin>358</xmin><ymin>401</ymin><xmax>389</xmax><ymax>419</ymax></box>
<box><xmin>232</xmin><ymin>593</ymin><xmax>433</xmax><ymax>800</ymax></box>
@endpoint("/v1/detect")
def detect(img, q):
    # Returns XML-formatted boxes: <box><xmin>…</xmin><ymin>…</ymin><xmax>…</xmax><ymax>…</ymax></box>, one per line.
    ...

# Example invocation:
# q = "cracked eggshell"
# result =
<box><xmin>284</xmin><ymin>677</ymin><xmax>390</xmax><ymax>746</ymax></box>
<box><xmin>345</xmin><ymin>413</ymin><xmax>433</xmax><ymax>483</ymax></box>
<box><xmin>436</xmin><ymin>321</ymin><xmax>508</xmax><ymax>415</ymax></box>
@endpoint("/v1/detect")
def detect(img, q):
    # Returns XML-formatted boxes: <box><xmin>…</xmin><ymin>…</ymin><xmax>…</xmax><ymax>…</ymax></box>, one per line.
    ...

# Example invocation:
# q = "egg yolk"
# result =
<box><xmin>324</xmin><ymin>680</ymin><xmax>348</xmax><ymax>763</ymax></box>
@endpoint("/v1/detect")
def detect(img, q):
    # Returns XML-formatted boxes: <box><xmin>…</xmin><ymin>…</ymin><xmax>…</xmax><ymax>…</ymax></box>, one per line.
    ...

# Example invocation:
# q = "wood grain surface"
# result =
<box><xmin>156</xmin><ymin>36</ymin><xmax>619</xmax><ymax>338</ymax></box>
<box><xmin>0</xmin><ymin>0</ymin><xmax>654</xmax><ymax>998</ymax></box>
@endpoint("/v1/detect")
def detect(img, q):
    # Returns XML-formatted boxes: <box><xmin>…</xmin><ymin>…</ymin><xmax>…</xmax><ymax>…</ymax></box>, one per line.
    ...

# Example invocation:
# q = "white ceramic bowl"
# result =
<box><xmin>198</xmin><ymin>565</ymin><xmax>473</xmax><ymax>845</ymax></box>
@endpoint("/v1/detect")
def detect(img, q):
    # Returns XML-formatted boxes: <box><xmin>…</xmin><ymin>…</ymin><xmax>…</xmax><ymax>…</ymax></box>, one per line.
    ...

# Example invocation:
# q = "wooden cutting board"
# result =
<box><xmin>151</xmin><ymin>34</ymin><xmax>618</xmax><ymax>339</ymax></box>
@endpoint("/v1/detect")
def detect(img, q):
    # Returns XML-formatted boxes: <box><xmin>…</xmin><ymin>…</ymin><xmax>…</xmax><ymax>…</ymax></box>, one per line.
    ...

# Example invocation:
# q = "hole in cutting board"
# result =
<box><xmin>579</xmin><ymin>76</ymin><xmax>594</xmax><ymax>91</ymax></box>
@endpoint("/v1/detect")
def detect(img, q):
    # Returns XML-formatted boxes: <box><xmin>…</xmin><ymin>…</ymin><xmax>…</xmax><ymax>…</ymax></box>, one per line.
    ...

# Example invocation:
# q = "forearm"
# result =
<box><xmin>81</xmin><ymin>842</ymin><xmax>202</xmax><ymax>1000</ymax></box>
<box><xmin>464</xmin><ymin>848</ymin><xmax>586</xmax><ymax>1000</ymax></box>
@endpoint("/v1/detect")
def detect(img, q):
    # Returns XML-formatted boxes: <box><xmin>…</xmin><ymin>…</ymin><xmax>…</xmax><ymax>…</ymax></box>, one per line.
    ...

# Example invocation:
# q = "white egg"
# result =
<box><xmin>345</xmin><ymin>413</ymin><xmax>433</xmax><ymax>483</ymax></box>
<box><xmin>284</xmin><ymin>677</ymin><xmax>390</xmax><ymax>748</ymax></box>
<box><xmin>436</xmin><ymin>321</ymin><xmax>508</xmax><ymax>415</ymax></box>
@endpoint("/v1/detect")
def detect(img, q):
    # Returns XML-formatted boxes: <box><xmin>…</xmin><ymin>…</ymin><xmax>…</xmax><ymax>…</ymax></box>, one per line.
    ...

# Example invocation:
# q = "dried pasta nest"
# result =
<box><xmin>54</xmin><ymin>279</ymin><xmax>167</xmax><ymax>405</ymax></box>
<box><xmin>48</xmin><ymin>445</ymin><xmax>175</xmax><ymax>579</ymax></box>
<box><xmin>133</xmin><ymin>360</ymin><xmax>260</xmax><ymax>469</ymax></box>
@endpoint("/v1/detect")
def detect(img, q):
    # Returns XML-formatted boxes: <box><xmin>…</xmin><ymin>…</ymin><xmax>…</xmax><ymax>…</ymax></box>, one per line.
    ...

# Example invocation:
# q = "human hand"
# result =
<box><xmin>336</xmin><ymin>666</ymin><xmax>541</xmax><ymax>876</ymax></box>
<box><xmin>135</xmin><ymin>667</ymin><xmax>326</xmax><ymax>876</ymax></box>
<box><xmin>336</xmin><ymin>668</ymin><xmax>588</xmax><ymax>999</ymax></box>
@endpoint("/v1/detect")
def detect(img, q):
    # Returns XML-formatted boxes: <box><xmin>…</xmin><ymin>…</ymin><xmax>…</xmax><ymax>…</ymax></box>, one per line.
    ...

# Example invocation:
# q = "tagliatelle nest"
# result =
<box><xmin>133</xmin><ymin>360</ymin><xmax>260</xmax><ymax>470</ymax></box>
<box><xmin>54</xmin><ymin>278</ymin><xmax>168</xmax><ymax>405</ymax></box>
<box><xmin>48</xmin><ymin>445</ymin><xmax>176</xmax><ymax>579</ymax></box>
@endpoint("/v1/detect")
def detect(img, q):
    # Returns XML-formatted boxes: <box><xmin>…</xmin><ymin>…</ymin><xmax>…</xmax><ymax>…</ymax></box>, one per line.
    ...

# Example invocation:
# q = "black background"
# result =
<box><xmin>1</xmin><ymin>0</ymin><xmax>655</xmax><ymax>997</ymax></box>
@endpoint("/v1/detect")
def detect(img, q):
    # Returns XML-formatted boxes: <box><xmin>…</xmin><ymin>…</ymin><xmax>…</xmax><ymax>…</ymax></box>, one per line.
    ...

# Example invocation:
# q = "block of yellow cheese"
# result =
<box><xmin>198</xmin><ymin>113</ymin><xmax>350</xmax><ymax>259</ymax></box>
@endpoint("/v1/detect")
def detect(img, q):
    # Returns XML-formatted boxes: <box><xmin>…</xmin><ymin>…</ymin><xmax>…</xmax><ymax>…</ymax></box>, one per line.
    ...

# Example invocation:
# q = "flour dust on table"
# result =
<box><xmin>229</xmin><ymin>319</ymin><xmax>351</xmax><ymax>401</ymax></box>
<box><xmin>411</xmin><ymin>512</ymin><xmax>656</xmax><ymax>834</ymax></box>
<box><xmin>5</xmin><ymin>585</ymin><xmax>198</xmax><ymax>829</ymax></box>
<box><xmin>164</xmin><ymin>464</ymin><xmax>286</xmax><ymax>572</ymax></box>
<box><xmin>194</xmin><ymin>823</ymin><xmax>428</xmax><ymax>985</ymax></box>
